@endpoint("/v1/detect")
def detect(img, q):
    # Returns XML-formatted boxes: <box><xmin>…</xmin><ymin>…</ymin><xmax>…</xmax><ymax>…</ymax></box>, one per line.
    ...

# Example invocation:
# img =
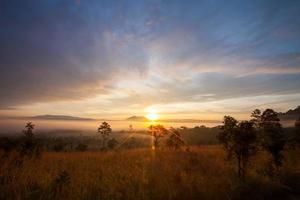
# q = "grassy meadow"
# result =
<box><xmin>1</xmin><ymin>146</ymin><xmax>300</xmax><ymax>200</ymax></box>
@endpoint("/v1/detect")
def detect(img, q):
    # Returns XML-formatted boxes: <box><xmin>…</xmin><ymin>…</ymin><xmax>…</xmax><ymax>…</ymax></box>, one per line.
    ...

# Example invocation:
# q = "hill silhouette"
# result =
<box><xmin>126</xmin><ymin>116</ymin><xmax>148</xmax><ymax>121</ymax></box>
<box><xmin>279</xmin><ymin>106</ymin><xmax>300</xmax><ymax>120</ymax></box>
<box><xmin>32</xmin><ymin>115</ymin><xmax>95</xmax><ymax>121</ymax></box>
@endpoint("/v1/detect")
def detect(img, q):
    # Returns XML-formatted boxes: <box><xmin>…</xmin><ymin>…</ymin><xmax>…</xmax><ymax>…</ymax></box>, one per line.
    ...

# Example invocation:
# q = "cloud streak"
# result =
<box><xmin>0</xmin><ymin>0</ymin><xmax>300</xmax><ymax>117</ymax></box>
<box><xmin>0</xmin><ymin>0</ymin><xmax>150</xmax><ymax>108</ymax></box>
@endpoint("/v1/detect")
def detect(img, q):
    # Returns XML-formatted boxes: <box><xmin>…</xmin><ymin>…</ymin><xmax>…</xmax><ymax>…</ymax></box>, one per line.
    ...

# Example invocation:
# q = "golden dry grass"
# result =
<box><xmin>0</xmin><ymin>146</ymin><xmax>299</xmax><ymax>200</ymax></box>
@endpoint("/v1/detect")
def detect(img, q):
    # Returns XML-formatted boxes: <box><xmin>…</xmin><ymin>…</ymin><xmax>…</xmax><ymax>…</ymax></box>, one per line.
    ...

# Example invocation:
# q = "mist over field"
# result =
<box><xmin>0</xmin><ymin>117</ymin><xmax>221</xmax><ymax>134</ymax></box>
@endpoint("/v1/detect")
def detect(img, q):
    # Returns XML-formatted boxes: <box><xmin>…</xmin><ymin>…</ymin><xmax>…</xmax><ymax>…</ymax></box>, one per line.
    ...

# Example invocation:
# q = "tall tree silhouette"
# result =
<box><xmin>20</xmin><ymin>122</ymin><xmax>40</xmax><ymax>157</ymax></box>
<box><xmin>97</xmin><ymin>122</ymin><xmax>112</xmax><ymax>150</ymax></box>
<box><xmin>250</xmin><ymin>109</ymin><xmax>262</xmax><ymax>128</ymax></box>
<box><xmin>251</xmin><ymin>109</ymin><xmax>286</xmax><ymax>175</ymax></box>
<box><xmin>24</xmin><ymin>122</ymin><xmax>35</xmax><ymax>137</ymax></box>
<box><xmin>148</xmin><ymin>125</ymin><xmax>168</xmax><ymax>150</ymax></box>
<box><xmin>293</xmin><ymin>116</ymin><xmax>300</xmax><ymax>148</ymax></box>
<box><xmin>218</xmin><ymin>116</ymin><xmax>257</xmax><ymax>180</ymax></box>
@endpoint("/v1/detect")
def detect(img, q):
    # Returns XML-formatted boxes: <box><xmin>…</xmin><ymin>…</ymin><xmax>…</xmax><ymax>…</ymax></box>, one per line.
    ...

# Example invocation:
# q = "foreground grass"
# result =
<box><xmin>0</xmin><ymin>146</ymin><xmax>299</xmax><ymax>200</ymax></box>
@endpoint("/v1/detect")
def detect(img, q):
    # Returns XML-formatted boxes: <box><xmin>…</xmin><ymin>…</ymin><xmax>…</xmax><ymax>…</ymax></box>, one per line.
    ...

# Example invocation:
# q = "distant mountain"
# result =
<box><xmin>279</xmin><ymin>106</ymin><xmax>300</xmax><ymax>120</ymax></box>
<box><xmin>32</xmin><ymin>115</ymin><xmax>95</xmax><ymax>121</ymax></box>
<box><xmin>126</xmin><ymin>116</ymin><xmax>148</xmax><ymax>121</ymax></box>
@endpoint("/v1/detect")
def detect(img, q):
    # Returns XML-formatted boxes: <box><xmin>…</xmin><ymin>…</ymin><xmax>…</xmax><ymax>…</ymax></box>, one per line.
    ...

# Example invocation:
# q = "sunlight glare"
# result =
<box><xmin>146</xmin><ymin>113</ymin><xmax>160</xmax><ymax>121</ymax></box>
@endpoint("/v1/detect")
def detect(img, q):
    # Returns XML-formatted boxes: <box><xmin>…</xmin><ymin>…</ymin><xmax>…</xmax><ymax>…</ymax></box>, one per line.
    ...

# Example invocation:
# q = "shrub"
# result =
<box><xmin>75</xmin><ymin>143</ymin><xmax>88</xmax><ymax>151</ymax></box>
<box><xmin>166</xmin><ymin>127</ymin><xmax>185</xmax><ymax>150</ymax></box>
<box><xmin>107</xmin><ymin>138</ymin><xmax>118</xmax><ymax>150</ymax></box>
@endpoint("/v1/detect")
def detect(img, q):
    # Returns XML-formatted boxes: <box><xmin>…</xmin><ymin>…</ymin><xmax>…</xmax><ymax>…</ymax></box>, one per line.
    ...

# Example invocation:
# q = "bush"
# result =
<box><xmin>107</xmin><ymin>138</ymin><xmax>118</xmax><ymax>150</ymax></box>
<box><xmin>75</xmin><ymin>143</ymin><xmax>88</xmax><ymax>152</ymax></box>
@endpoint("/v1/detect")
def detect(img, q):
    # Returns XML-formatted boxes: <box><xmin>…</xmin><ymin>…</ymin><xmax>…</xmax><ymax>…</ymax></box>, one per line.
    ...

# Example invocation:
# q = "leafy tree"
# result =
<box><xmin>250</xmin><ymin>109</ymin><xmax>261</xmax><ymax>128</ymax></box>
<box><xmin>20</xmin><ymin>122</ymin><xmax>41</xmax><ymax>157</ymax></box>
<box><xmin>292</xmin><ymin>116</ymin><xmax>300</xmax><ymax>148</ymax></box>
<box><xmin>236</xmin><ymin>121</ymin><xmax>258</xmax><ymax>179</ymax></box>
<box><xmin>166</xmin><ymin>127</ymin><xmax>185</xmax><ymax>150</ymax></box>
<box><xmin>218</xmin><ymin>116</ymin><xmax>257</xmax><ymax>180</ymax></box>
<box><xmin>97</xmin><ymin>122</ymin><xmax>112</xmax><ymax>150</ymax></box>
<box><xmin>218</xmin><ymin>116</ymin><xmax>238</xmax><ymax>156</ymax></box>
<box><xmin>251</xmin><ymin>109</ymin><xmax>286</xmax><ymax>174</ymax></box>
<box><xmin>296</xmin><ymin>116</ymin><xmax>300</xmax><ymax>128</ymax></box>
<box><xmin>24</xmin><ymin>122</ymin><xmax>35</xmax><ymax>137</ymax></box>
<box><xmin>148</xmin><ymin>124</ymin><xmax>168</xmax><ymax>150</ymax></box>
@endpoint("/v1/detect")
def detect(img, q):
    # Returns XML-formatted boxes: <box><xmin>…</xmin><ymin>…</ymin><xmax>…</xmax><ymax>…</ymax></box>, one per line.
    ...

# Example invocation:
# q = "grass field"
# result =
<box><xmin>1</xmin><ymin>146</ymin><xmax>300</xmax><ymax>200</ymax></box>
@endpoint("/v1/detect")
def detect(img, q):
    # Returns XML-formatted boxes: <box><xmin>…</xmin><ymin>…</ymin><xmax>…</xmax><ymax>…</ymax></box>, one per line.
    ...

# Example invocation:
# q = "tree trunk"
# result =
<box><xmin>237</xmin><ymin>155</ymin><xmax>242</xmax><ymax>179</ymax></box>
<box><xmin>154</xmin><ymin>137</ymin><xmax>158</xmax><ymax>150</ymax></box>
<box><xmin>241</xmin><ymin>157</ymin><xmax>246</xmax><ymax>181</ymax></box>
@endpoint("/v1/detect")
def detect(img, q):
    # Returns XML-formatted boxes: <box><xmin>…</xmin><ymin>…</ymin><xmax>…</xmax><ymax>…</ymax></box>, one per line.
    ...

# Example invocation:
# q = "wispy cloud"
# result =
<box><xmin>0</xmin><ymin>0</ymin><xmax>300</xmax><ymax>118</ymax></box>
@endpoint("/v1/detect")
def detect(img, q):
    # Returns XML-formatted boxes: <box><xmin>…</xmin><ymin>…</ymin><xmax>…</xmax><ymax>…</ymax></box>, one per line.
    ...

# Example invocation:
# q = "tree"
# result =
<box><xmin>24</xmin><ymin>122</ymin><xmax>35</xmax><ymax>137</ymax></box>
<box><xmin>218</xmin><ymin>116</ymin><xmax>238</xmax><ymax>156</ymax></box>
<box><xmin>296</xmin><ymin>117</ymin><xmax>300</xmax><ymax>128</ymax></box>
<box><xmin>166</xmin><ymin>127</ymin><xmax>185</xmax><ymax>150</ymax></box>
<box><xmin>148</xmin><ymin>124</ymin><xmax>168</xmax><ymax>150</ymax></box>
<box><xmin>251</xmin><ymin>109</ymin><xmax>286</xmax><ymax>174</ymax></box>
<box><xmin>218</xmin><ymin>116</ymin><xmax>257</xmax><ymax>180</ymax></box>
<box><xmin>236</xmin><ymin>121</ymin><xmax>258</xmax><ymax>179</ymax></box>
<box><xmin>250</xmin><ymin>109</ymin><xmax>261</xmax><ymax>128</ymax></box>
<box><xmin>292</xmin><ymin>117</ymin><xmax>300</xmax><ymax>148</ymax></box>
<box><xmin>97</xmin><ymin>122</ymin><xmax>112</xmax><ymax>150</ymax></box>
<box><xmin>20</xmin><ymin>122</ymin><xmax>40</xmax><ymax>157</ymax></box>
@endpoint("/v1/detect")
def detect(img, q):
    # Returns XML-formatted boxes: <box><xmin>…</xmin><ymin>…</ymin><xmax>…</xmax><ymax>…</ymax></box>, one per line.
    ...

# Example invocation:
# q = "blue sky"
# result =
<box><xmin>0</xmin><ymin>0</ymin><xmax>300</xmax><ymax>119</ymax></box>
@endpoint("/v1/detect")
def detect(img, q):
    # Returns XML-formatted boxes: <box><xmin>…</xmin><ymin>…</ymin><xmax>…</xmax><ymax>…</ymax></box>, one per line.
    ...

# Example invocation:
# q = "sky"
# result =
<box><xmin>0</xmin><ymin>0</ymin><xmax>300</xmax><ymax>120</ymax></box>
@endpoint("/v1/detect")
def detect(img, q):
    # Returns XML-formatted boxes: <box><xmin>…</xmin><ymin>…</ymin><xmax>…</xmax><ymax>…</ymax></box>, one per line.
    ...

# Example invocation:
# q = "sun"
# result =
<box><xmin>146</xmin><ymin>113</ymin><xmax>160</xmax><ymax>121</ymax></box>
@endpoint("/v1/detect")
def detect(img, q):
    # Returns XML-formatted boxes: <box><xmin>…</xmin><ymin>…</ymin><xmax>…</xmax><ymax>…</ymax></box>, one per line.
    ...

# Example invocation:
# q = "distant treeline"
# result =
<box><xmin>0</xmin><ymin>124</ymin><xmax>226</xmax><ymax>153</ymax></box>
<box><xmin>0</xmin><ymin>118</ymin><xmax>299</xmax><ymax>153</ymax></box>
